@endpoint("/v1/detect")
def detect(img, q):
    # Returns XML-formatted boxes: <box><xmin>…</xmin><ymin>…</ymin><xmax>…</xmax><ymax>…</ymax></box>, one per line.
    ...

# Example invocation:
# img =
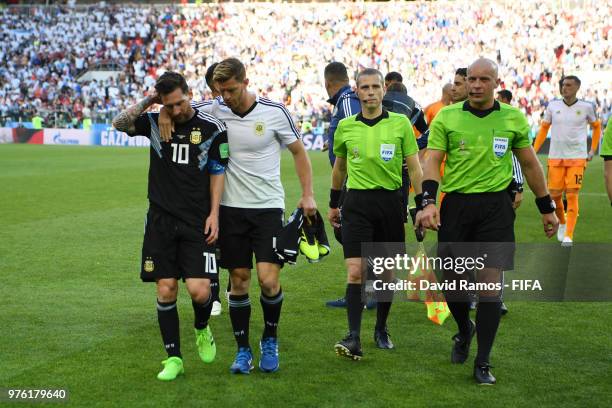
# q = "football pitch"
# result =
<box><xmin>1</xmin><ymin>144</ymin><xmax>610</xmax><ymax>407</ymax></box>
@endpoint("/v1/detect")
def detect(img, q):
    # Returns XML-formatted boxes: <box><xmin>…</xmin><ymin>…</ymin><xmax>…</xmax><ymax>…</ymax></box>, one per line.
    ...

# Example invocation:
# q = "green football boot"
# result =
<box><xmin>317</xmin><ymin>243</ymin><xmax>330</xmax><ymax>259</ymax></box>
<box><xmin>195</xmin><ymin>326</ymin><xmax>216</xmax><ymax>363</ymax></box>
<box><xmin>157</xmin><ymin>356</ymin><xmax>184</xmax><ymax>381</ymax></box>
<box><xmin>299</xmin><ymin>226</ymin><xmax>319</xmax><ymax>263</ymax></box>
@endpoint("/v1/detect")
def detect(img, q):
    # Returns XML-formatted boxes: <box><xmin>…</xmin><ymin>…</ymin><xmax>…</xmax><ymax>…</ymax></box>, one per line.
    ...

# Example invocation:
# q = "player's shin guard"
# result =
<box><xmin>157</xmin><ymin>300</ymin><xmax>181</xmax><ymax>358</ymax></box>
<box><xmin>260</xmin><ymin>288</ymin><xmax>283</xmax><ymax>338</ymax></box>
<box><xmin>475</xmin><ymin>297</ymin><xmax>502</xmax><ymax>365</ymax></box>
<box><xmin>552</xmin><ymin>195</ymin><xmax>566</xmax><ymax>224</ymax></box>
<box><xmin>192</xmin><ymin>294</ymin><xmax>213</xmax><ymax>330</ymax></box>
<box><xmin>229</xmin><ymin>294</ymin><xmax>251</xmax><ymax>348</ymax></box>
<box><xmin>346</xmin><ymin>283</ymin><xmax>364</xmax><ymax>336</ymax></box>
<box><xmin>565</xmin><ymin>192</ymin><xmax>579</xmax><ymax>239</ymax></box>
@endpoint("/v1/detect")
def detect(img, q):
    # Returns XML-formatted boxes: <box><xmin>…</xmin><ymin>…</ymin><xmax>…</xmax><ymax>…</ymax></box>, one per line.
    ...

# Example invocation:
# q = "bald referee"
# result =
<box><xmin>416</xmin><ymin>58</ymin><xmax>558</xmax><ymax>384</ymax></box>
<box><xmin>329</xmin><ymin>68</ymin><xmax>423</xmax><ymax>360</ymax></box>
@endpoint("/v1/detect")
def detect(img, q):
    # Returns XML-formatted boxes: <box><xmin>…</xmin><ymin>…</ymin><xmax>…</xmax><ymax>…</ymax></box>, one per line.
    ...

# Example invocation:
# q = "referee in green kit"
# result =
<box><xmin>416</xmin><ymin>58</ymin><xmax>558</xmax><ymax>384</ymax></box>
<box><xmin>328</xmin><ymin>68</ymin><xmax>423</xmax><ymax>360</ymax></box>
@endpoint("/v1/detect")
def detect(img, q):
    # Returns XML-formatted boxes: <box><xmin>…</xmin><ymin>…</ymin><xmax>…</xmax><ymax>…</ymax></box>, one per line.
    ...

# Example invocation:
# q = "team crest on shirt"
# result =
<box><xmin>190</xmin><ymin>128</ymin><xmax>202</xmax><ymax>144</ymax></box>
<box><xmin>144</xmin><ymin>257</ymin><xmax>154</xmax><ymax>273</ymax></box>
<box><xmin>352</xmin><ymin>147</ymin><xmax>360</xmax><ymax>158</ymax></box>
<box><xmin>493</xmin><ymin>137</ymin><xmax>509</xmax><ymax>158</ymax></box>
<box><xmin>576</xmin><ymin>110</ymin><xmax>582</xmax><ymax>116</ymax></box>
<box><xmin>380</xmin><ymin>144</ymin><xmax>395</xmax><ymax>162</ymax></box>
<box><xmin>255</xmin><ymin>122</ymin><xmax>265</xmax><ymax>136</ymax></box>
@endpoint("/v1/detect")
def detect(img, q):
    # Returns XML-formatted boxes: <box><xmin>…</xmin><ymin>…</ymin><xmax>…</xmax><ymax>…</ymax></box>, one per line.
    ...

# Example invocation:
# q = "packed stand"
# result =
<box><xmin>0</xmin><ymin>1</ymin><xmax>610</xmax><ymax>133</ymax></box>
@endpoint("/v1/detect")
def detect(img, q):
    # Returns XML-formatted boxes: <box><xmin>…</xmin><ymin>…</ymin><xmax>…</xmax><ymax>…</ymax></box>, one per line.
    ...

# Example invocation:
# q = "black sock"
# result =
<box><xmin>447</xmin><ymin>301</ymin><xmax>472</xmax><ymax>338</ymax></box>
<box><xmin>210</xmin><ymin>279</ymin><xmax>220</xmax><ymax>303</ymax></box>
<box><xmin>157</xmin><ymin>300</ymin><xmax>181</xmax><ymax>358</ymax></box>
<box><xmin>260</xmin><ymin>288</ymin><xmax>283</xmax><ymax>339</ymax></box>
<box><xmin>475</xmin><ymin>299</ymin><xmax>502</xmax><ymax>365</ymax></box>
<box><xmin>375</xmin><ymin>301</ymin><xmax>392</xmax><ymax>331</ymax></box>
<box><xmin>192</xmin><ymin>293</ymin><xmax>213</xmax><ymax>330</ymax></box>
<box><xmin>229</xmin><ymin>294</ymin><xmax>251</xmax><ymax>349</ymax></box>
<box><xmin>346</xmin><ymin>283</ymin><xmax>364</xmax><ymax>337</ymax></box>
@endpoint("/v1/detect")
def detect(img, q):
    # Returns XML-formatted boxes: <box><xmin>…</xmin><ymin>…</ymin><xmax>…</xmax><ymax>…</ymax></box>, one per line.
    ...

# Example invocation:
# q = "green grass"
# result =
<box><xmin>1</xmin><ymin>144</ymin><xmax>610</xmax><ymax>407</ymax></box>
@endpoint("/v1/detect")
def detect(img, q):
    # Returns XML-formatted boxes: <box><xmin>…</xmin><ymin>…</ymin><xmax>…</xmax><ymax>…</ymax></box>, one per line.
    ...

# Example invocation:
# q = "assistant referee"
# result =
<box><xmin>416</xmin><ymin>58</ymin><xmax>559</xmax><ymax>384</ymax></box>
<box><xmin>328</xmin><ymin>68</ymin><xmax>423</xmax><ymax>360</ymax></box>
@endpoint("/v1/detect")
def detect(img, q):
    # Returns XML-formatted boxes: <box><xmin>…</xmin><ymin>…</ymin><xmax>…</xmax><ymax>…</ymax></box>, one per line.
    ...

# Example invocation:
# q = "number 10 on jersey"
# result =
<box><xmin>171</xmin><ymin>143</ymin><xmax>189</xmax><ymax>164</ymax></box>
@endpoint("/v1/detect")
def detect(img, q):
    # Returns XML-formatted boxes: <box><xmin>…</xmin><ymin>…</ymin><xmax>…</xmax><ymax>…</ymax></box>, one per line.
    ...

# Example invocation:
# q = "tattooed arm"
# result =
<box><xmin>112</xmin><ymin>92</ymin><xmax>160</xmax><ymax>134</ymax></box>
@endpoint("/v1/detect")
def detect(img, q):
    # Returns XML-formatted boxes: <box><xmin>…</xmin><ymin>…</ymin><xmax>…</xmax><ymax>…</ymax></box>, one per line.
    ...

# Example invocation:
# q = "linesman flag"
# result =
<box><xmin>407</xmin><ymin>207</ymin><xmax>451</xmax><ymax>325</ymax></box>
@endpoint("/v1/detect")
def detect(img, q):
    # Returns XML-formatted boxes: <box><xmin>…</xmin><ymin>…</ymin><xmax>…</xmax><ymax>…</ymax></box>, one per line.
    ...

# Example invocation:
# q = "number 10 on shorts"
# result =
<box><xmin>204</xmin><ymin>252</ymin><xmax>217</xmax><ymax>274</ymax></box>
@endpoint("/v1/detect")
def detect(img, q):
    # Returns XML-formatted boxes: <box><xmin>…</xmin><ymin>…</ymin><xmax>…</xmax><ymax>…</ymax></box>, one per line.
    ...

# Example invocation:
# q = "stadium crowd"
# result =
<box><xmin>1</xmin><ymin>1</ymin><xmax>610</xmax><ymax>132</ymax></box>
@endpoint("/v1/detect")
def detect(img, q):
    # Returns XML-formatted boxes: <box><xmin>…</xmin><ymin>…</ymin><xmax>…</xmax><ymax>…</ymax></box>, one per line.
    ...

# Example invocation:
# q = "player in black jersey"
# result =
<box><xmin>112</xmin><ymin>72</ymin><xmax>229</xmax><ymax>381</ymax></box>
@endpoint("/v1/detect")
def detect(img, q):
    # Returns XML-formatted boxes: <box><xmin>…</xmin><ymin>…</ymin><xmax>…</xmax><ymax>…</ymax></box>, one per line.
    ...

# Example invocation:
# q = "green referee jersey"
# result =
<box><xmin>601</xmin><ymin>123</ymin><xmax>612</xmax><ymax>156</ymax></box>
<box><xmin>428</xmin><ymin>101</ymin><xmax>531</xmax><ymax>193</ymax></box>
<box><xmin>333</xmin><ymin>110</ymin><xmax>419</xmax><ymax>190</ymax></box>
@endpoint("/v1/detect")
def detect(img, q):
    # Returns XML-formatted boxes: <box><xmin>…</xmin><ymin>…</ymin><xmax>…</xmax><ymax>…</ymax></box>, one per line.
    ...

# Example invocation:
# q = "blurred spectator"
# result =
<box><xmin>0</xmin><ymin>1</ymin><xmax>610</xmax><ymax>131</ymax></box>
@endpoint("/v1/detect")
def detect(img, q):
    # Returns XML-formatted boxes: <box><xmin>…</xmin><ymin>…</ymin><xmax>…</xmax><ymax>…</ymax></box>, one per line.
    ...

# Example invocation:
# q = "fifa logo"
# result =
<box><xmin>380</xmin><ymin>144</ymin><xmax>395</xmax><ymax>162</ymax></box>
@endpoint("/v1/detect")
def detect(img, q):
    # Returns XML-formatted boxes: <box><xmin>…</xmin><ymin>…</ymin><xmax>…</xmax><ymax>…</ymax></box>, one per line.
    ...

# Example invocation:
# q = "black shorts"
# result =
<box><xmin>141</xmin><ymin>206</ymin><xmax>217</xmax><ymax>282</ymax></box>
<box><xmin>603</xmin><ymin>155</ymin><xmax>612</xmax><ymax>161</ymax></box>
<box><xmin>341</xmin><ymin>189</ymin><xmax>405</xmax><ymax>258</ymax></box>
<box><xmin>438</xmin><ymin>190</ymin><xmax>515</xmax><ymax>270</ymax></box>
<box><xmin>401</xmin><ymin>167</ymin><xmax>410</xmax><ymax>223</ymax></box>
<box><xmin>218</xmin><ymin>205</ymin><xmax>284</xmax><ymax>269</ymax></box>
